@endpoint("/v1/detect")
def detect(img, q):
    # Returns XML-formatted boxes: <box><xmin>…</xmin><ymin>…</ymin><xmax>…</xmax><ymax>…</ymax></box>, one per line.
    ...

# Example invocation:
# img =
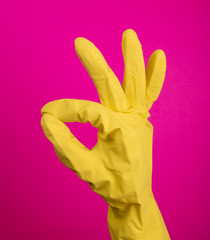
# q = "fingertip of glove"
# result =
<box><xmin>149</xmin><ymin>49</ymin><xmax>166</xmax><ymax>72</ymax></box>
<box><xmin>40</xmin><ymin>114</ymin><xmax>55</xmax><ymax>139</ymax></box>
<box><xmin>41</xmin><ymin>104</ymin><xmax>48</xmax><ymax>116</ymax></box>
<box><xmin>41</xmin><ymin>113</ymin><xmax>58</xmax><ymax>132</ymax></box>
<box><xmin>74</xmin><ymin>37</ymin><xmax>90</xmax><ymax>53</ymax></box>
<box><xmin>156</xmin><ymin>50</ymin><xmax>166</xmax><ymax>71</ymax></box>
<box><xmin>122</xmin><ymin>29</ymin><xmax>137</xmax><ymax>39</ymax></box>
<box><xmin>41</xmin><ymin>101</ymin><xmax>55</xmax><ymax>116</ymax></box>
<box><xmin>74</xmin><ymin>37</ymin><xmax>83</xmax><ymax>47</ymax></box>
<box><xmin>40</xmin><ymin>114</ymin><xmax>46</xmax><ymax>127</ymax></box>
<box><xmin>41</xmin><ymin>113</ymin><xmax>50</xmax><ymax>126</ymax></box>
<box><xmin>153</xmin><ymin>49</ymin><xmax>166</xmax><ymax>60</ymax></box>
<box><xmin>40</xmin><ymin>114</ymin><xmax>48</xmax><ymax>131</ymax></box>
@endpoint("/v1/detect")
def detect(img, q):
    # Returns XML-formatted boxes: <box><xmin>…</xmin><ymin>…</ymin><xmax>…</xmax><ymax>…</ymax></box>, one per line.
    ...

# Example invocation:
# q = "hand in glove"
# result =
<box><xmin>41</xmin><ymin>29</ymin><xmax>170</xmax><ymax>240</ymax></box>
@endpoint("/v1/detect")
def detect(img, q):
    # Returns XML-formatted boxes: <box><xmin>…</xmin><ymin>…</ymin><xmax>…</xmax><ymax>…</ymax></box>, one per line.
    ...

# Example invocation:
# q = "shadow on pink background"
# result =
<box><xmin>0</xmin><ymin>0</ymin><xmax>210</xmax><ymax>239</ymax></box>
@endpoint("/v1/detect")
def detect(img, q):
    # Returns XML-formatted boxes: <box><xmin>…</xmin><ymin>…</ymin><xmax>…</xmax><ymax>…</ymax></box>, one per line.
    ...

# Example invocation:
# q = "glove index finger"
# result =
<box><xmin>41</xmin><ymin>99</ymin><xmax>113</xmax><ymax>135</ymax></box>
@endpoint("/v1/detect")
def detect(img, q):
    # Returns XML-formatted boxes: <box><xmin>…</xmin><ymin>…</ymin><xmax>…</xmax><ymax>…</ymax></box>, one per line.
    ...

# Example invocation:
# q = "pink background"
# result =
<box><xmin>0</xmin><ymin>0</ymin><xmax>209</xmax><ymax>239</ymax></box>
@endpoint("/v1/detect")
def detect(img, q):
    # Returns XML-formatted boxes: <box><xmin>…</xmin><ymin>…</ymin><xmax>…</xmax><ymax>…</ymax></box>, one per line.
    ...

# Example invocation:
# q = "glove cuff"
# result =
<box><xmin>107</xmin><ymin>187</ymin><xmax>170</xmax><ymax>240</ymax></box>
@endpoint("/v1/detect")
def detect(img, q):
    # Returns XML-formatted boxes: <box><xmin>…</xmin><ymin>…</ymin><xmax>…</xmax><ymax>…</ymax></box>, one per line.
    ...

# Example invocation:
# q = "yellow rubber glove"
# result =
<box><xmin>41</xmin><ymin>29</ymin><xmax>170</xmax><ymax>240</ymax></box>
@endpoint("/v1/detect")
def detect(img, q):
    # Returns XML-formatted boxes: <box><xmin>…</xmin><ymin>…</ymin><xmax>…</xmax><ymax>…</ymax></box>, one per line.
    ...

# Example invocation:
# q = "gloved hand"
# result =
<box><xmin>41</xmin><ymin>29</ymin><xmax>170</xmax><ymax>240</ymax></box>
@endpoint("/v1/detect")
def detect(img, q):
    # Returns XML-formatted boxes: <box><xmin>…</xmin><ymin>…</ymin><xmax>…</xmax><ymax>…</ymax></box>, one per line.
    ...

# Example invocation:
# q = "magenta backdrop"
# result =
<box><xmin>0</xmin><ymin>0</ymin><xmax>209</xmax><ymax>239</ymax></box>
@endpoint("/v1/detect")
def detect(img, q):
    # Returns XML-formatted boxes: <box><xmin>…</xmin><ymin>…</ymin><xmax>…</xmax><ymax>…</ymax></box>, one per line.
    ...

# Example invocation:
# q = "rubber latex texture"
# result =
<box><xmin>41</xmin><ymin>29</ymin><xmax>170</xmax><ymax>240</ymax></box>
